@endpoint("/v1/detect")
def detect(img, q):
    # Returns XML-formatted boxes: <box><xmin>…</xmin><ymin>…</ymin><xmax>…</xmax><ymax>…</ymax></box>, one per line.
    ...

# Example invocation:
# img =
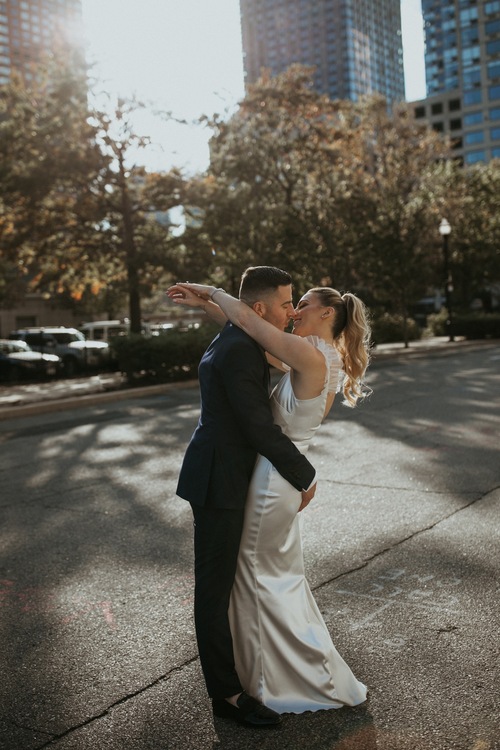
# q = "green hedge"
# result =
<box><xmin>110</xmin><ymin>324</ymin><xmax>220</xmax><ymax>385</ymax></box>
<box><xmin>426</xmin><ymin>311</ymin><xmax>500</xmax><ymax>339</ymax></box>
<box><xmin>110</xmin><ymin>311</ymin><xmax>500</xmax><ymax>387</ymax></box>
<box><xmin>371</xmin><ymin>313</ymin><xmax>422</xmax><ymax>345</ymax></box>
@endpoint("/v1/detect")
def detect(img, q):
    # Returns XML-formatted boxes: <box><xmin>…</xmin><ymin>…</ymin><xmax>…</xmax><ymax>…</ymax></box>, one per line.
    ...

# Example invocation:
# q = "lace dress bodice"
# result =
<box><xmin>270</xmin><ymin>336</ymin><xmax>342</xmax><ymax>452</ymax></box>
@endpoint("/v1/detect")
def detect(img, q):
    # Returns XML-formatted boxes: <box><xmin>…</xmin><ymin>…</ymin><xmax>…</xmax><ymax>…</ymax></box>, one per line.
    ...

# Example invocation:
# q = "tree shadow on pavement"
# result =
<box><xmin>0</xmin><ymin>392</ymin><xmax>202</xmax><ymax>745</ymax></box>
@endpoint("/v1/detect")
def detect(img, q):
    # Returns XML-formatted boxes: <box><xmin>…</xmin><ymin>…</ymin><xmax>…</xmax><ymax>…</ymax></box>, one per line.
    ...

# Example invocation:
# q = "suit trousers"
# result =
<box><xmin>190</xmin><ymin>503</ymin><xmax>246</xmax><ymax>699</ymax></box>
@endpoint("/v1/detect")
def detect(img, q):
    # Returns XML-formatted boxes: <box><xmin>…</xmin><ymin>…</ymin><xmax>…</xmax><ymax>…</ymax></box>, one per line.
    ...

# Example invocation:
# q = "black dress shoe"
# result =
<box><xmin>212</xmin><ymin>691</ymin><xmax>282</xmax><ymax>727</ymax></box>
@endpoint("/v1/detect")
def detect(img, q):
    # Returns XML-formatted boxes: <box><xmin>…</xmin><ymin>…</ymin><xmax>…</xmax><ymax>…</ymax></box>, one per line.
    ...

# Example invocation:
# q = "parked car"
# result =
<box><xmin>8</xmin><ymin>327</ymin><xmax>110</xmax><ymax>376</ymax></box>
<box><xmin>0</xmin><ymin>339</ymin><xmax>62</xmax><ymax>382</ymax></box>
<box><xmin>80</xmin><ymin>320</ymin><xmax>129</xmax><ymax>343</ymax></box>
<box><xmin>80</xmin><ymin>319</ymin><xmax>169</xmax><ymax>340</ymax></box>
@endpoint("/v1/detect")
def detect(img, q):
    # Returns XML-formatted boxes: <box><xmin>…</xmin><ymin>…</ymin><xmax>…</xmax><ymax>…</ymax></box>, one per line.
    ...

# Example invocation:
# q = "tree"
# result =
<box><xmin>91</xmin><ymin>97</ymin><xmax>187</xmax><ymax>332</ymax></box>
<box><xmin>0</xmin><ymin>60</ymin><xmax>189</xmax><ymax>332</ymax></box>
<box><xmin>187</xmin><ymin>67</ymin><xmax>455</xmax><ymax>336</ymax></box>
<box><xmin>448</xmin><ymin>161</ymin><xmax>500</xmax><ymax>308</ymax></box>
<box><xmin>0</xmin><ymin>54</ymin><xmax>110</xmax><ymax>308</ymax></box>
<box><xmin>344</xmin><ymin>97</ymin><xmax>453</xmax><ymax>340</ymax></box>
<box><xmin>191</xmin><ymin>66</ymin><xmax>345</xmax><ymax>291</ymax></box>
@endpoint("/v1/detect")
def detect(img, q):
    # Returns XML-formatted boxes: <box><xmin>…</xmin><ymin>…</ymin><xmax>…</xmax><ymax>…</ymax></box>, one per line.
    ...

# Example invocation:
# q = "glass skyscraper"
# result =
<box><xmin>0</xmin><ymin>0</ymin><xmax>83</xmax><ymax>86</ymax></box>
<box><xmin>239</xmin><ymin>0</ymin><xmax>405</xmax><ymax>105</ymax></box>
<box><xmin>412</xmin><ymin>0</ymin><xmax>500</xmax><ymax>164</ymax></box>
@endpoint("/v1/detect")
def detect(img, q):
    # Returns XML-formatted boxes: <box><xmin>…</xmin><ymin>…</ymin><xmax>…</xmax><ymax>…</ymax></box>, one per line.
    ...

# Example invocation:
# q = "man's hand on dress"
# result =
<box><xmin>298</xmin><ymin>482</ymin><xmax>316</xmax><ymax>512</ymax></box>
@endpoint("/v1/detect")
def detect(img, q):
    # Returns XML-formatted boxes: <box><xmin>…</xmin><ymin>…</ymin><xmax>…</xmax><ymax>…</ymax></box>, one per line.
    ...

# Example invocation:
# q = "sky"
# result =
<box><xmin>81</xmin><ymin>0</ymin><xmax>426</xmax><ymax>174</ymax></box>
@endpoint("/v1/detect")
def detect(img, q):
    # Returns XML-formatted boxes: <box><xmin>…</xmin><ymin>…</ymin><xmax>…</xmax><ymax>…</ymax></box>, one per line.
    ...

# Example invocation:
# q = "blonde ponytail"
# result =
<box><xmin>337</xmin><ymin>293</ymin><xmax>371</xmax><ymax>407</ymax></box>
<box><xmin>309</xmin><ymin>287</ymin><xmax>372</xmax><ymax>407</ymax></box>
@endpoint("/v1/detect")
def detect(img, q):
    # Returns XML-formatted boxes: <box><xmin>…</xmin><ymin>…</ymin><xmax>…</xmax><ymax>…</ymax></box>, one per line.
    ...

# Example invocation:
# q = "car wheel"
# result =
<box><xmin>63</xmin><ymin>357</ymin><xmax>79</xmax><ymax>377</ymax></box>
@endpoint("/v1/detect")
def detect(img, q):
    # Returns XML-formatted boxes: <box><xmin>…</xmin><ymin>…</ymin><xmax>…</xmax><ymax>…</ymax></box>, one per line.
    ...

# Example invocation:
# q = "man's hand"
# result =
<box><xmin>298</xmin><ymin>482</ymin><xmax>316</xmax><ymax>512</ymax></box>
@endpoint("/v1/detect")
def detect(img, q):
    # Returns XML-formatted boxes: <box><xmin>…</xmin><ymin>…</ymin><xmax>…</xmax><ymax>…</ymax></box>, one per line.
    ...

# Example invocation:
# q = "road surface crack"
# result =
<box><xmin>313</xmin><ymin>485</ymin><xmax>499</xmax><ymax>593</ymax></box>
<box><xmin>33</xmin><ymin>657</ymin><xmax>199</xmax><ymax>749</ymax></box>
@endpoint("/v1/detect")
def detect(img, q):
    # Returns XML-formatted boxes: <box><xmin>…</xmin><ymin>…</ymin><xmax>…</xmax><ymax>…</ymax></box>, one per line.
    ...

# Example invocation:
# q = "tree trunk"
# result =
<box><xmin>118</xmin><ymin>150</ymin><xmax>142</xmax><ymax>334</ymax></box>
<box><xmin>401</xmin><ymin>294</ymin><xmax>409</xmax><ymax>348</ymax></box>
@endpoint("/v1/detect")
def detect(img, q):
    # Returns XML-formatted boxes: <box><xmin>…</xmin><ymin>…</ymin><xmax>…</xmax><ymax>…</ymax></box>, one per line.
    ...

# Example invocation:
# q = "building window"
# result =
<box><xmin>449</xmin><ymin>98</ymin><xmax>461</xmax><ymax>111</ymax></box>
<box><xmin>491</xmin><ymin>127</ymin><xmax>500</xmax><ymax>140</ymax></box>
<box><xmin>462</xmin><ymin>46</ymin><xmax>480</xmax><ymax>66</ymax></box>
<box><xmin>464</xmin><ymin>131</ymin><xmax>484</xmax><ymax>145</ymax></box>
<box><xmin>463</xmin><ymin>111</ymin><xmax>483</xmax><ymax>126</ymax></box>
<box><xmin>486</xmin><ymin>19</ymin><xmax>500</xmax><ymax>35</ymax></box>
<box><xmin>492</xmin><ymin>147</ymin><xmax>500</xmax><ymax>158</ymax></box>
<box><xmin>463</xmin><ymin>67</ymin><xmax>481</xmax><ymax>88</ymax></box>
<box><xmin>431</xmin><ymin>102</ymin><xmax>443</xmax><ymax>114</ymax></box>
<box><xmin>459</xmin><ymin>8</ymin><xmax>478</xmax><ymax>25</ymax></box>
<box><xmin>461</xmin><ymin>27</ymin><xmax>479</xmax><ymax>45</ymax></box>
<box><xmin>485</xmin><ymin>1</ymin><xmax>500</xmax><ymax>14</ymax></box>
<box><xmin>433</xmin><ymin>122</ymin><xmax>444</xmax><ymax>132</ymax></box>
<box><xmin>487</xmin><ymin>40</ymin><xmax>500</xmax><ymax>55</ymax></box>
<box><xmin>464</xmin><ymin>90</ymin><xmax>482</xmax><ymax>105</ymax></box>
<box><xmin>489</xmin><ymin>85</ymin><xmax>500</xmax><ymax>101</ymax></box>
<box><xmin>450</xmin><ymin>118</ymin><xmax>462</xmax><ymax>130</ymax></box>
<box><xmin>488</xmin><ymin>62</ymin><xmax>500</xmax><ymax>80</ymax></box>
<box><xmin>464</xmin><ymin>150</ymin><xmax>485</xmax><ymax>164</ymax></box>
<box><xmin>414</xmin><ymin>105</ymin><xmax>426</xmax><ymax>118</ymax></box>
<box><xmin>490</xmin><ymin>107</ymin><xmax>500</xmax><ymax>120</ymax></box>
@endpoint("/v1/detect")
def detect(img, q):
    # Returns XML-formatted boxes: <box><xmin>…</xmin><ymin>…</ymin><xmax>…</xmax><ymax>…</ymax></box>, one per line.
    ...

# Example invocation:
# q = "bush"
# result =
<box><xmin>110</xmin><ymin>324</ymin><xmax>220</xmax><ymax>385</ymax></box>
<box><xmin>425</xmin><ymin>308</ymin><xmax>449</xmax><ymax>336</ymax></box>
<box><xmin>452</xmin><ymin>312</ymin><xmax>500</xmax><ymax>339</ymax></box>
<box><xmin>371</xmin><ymin>313</ymin><xmax>422</xmax><ymax>345</ymax></box>
<box><xmin>426</xmin><ymin>310</ymin><xmax>500</xmax><ymax>339</ymax></box>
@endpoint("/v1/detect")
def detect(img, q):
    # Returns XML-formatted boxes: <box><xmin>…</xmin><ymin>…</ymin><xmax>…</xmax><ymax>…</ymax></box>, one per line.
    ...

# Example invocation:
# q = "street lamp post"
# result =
<box><xmin>439</xmin><ymin>218</ymin><xmax>454</xmax><ymax>342</ymax></box>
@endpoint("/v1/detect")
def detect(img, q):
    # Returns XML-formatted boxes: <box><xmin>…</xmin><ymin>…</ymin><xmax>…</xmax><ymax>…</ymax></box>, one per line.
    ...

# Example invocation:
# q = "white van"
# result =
<box><xmin>80</xmin><ymin>320</ymin><xmax>129</xmax><ymax>343</ymax></box>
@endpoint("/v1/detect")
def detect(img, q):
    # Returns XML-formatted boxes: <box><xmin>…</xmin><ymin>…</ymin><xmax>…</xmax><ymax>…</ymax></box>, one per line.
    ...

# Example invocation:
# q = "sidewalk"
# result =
<box><xmin>0</xmin><ymin>336</ymin><xmax>496</xmax><ymax>421</ymax></box>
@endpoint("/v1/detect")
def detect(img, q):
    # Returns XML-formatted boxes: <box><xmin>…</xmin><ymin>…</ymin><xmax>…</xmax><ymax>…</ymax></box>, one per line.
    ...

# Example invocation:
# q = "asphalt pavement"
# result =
<box><xmin>0</xmin><ymin>337</ymin><xmax>499</xmax><ymax>750</ymax></box>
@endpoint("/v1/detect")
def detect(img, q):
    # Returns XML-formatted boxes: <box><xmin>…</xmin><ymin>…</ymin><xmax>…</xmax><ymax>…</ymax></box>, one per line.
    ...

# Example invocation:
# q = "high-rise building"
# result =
<box><xmin>0</xmin><ymin>0</ymin><xmax>83</xmax><ymax>86</ymax></box>
<box><xmin>239</xmin><ymin>0</ymin><xmax>405</xmax><ymax>105</ymax></box>
<box><xmin>411</xmin><ymin>0</ymin><xmax>500</xmax><ymax>164</ymax></box>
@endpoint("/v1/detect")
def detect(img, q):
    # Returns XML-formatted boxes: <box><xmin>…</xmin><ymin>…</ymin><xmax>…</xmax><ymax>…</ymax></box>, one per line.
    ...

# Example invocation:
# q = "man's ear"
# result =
<box><xmin>252</xmin><ymin>301</ymin><xmax>265</xmax><ymax>318</ymax></box>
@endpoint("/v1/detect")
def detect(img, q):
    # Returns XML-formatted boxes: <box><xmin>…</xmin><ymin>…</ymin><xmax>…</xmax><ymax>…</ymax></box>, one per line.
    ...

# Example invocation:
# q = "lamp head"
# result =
<box><xmin>439</xmin><ymin>218</ymin><xmax>452</xmax><ymax>236</ymax></box>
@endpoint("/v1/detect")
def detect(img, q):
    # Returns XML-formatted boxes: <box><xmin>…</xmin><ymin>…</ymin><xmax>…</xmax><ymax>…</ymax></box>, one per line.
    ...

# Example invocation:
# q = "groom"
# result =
<box><xmin>176</xmin><ymin>266</ymin><xmax>317</xmax><ymax>727</ymax></box>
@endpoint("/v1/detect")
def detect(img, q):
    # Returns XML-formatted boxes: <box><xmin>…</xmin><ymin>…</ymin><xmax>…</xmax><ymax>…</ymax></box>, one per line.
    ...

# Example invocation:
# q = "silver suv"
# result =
<box><xmin>9</xmin><ymin>327</ymin><xmax>110</xmax><ymax>377</ymax></box>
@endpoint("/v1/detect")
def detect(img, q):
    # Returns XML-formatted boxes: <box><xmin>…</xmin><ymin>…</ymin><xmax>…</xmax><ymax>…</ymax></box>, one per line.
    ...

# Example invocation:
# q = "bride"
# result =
<box><xmin>168</xmin><ymin>280</ymin><xmax>371</xmax><ymax>714</ymax></box>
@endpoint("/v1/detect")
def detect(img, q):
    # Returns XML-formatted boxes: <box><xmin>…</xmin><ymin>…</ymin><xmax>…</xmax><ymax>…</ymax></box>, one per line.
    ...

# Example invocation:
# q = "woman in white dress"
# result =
<box><xmin>168</xmin><ymin>280</ymin><xmax>371</xmax><ymax>714</ymax></box>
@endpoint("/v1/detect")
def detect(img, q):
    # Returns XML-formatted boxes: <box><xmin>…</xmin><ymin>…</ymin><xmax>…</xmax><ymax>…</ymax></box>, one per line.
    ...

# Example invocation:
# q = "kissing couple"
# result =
<box><xmin>167</xmin><ymin>265</ymin><xmax>371</xmax><ymax>727</ymax></box>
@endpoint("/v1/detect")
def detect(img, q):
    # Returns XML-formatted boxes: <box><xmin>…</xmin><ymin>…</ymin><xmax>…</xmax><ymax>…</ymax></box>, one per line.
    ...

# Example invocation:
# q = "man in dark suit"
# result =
<box><xmin>176</xmin><ymin>267</ymin><xmax>316</xmax><ymax>727</ymax></box>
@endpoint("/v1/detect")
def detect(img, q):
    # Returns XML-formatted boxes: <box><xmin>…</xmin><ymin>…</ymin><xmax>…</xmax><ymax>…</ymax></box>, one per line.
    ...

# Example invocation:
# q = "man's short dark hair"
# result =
<box><xmin>239</xmin><ymin>266</ymin><xmax>292</xmax><ymax>305</ymax></box>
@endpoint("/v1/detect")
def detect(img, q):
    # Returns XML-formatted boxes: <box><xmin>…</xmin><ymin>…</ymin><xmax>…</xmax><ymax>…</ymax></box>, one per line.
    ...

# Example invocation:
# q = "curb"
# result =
<box><xmin>0</xmin><ymin>379</ymin><xmax>199</xmax><ymax>421</ymax></box>
<box><xmin>370</xmin><ymin>337</ymin><xmax>496</xmax><ymax>361</ymax></box>
<box><xmin>0</xmin><ymin>339</ymin><xmax>497</xmax><ymax>422</ymax></box>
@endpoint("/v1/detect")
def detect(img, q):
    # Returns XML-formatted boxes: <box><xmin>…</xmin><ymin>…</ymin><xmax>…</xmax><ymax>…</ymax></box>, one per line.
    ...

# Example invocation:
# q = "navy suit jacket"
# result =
<box><xmin>176</xmin><ymin>323</ymin><xmax>316</xmax><ymax>509</ymax></box>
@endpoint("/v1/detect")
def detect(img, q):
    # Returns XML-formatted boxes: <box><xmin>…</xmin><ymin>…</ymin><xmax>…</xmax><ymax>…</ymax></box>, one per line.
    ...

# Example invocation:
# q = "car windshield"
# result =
<box><xmin>1</xmin><ymin>341</ymin><xmax>30</xmax><ymax>353</ymax></box>
<box><xmin>52</xmin><ymin>332</ymin><xmax>85</xmax><ymax>344</ymax></box>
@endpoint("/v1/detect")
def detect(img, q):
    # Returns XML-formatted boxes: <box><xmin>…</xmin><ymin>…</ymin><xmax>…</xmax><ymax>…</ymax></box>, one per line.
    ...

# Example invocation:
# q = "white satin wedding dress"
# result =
<box><xmin>229</xmin><ymin>335</ymin><xmax>367</xmax><ymax>714</ymax></box>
